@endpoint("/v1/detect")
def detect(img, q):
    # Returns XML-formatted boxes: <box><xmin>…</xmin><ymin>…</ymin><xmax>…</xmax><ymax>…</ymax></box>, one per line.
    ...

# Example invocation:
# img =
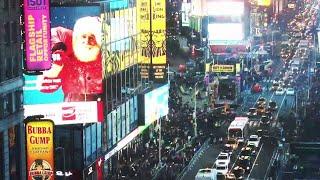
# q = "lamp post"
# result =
<box><xmin>193</xmin><ymin>82</ymin><xmax>199</xmax><ymax>137</ymax></box>
<box><xmin>56</xmin><ymin>147</ymin><xmax>66</xmax><ymax>180</ymax></box>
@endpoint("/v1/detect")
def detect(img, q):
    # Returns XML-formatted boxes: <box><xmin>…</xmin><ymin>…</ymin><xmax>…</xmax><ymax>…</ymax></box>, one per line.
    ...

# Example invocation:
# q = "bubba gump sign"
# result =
<box><xmin>25</xmin><ymin>119</ymin><xmax>55</xmax><ymax>180</ymax></box>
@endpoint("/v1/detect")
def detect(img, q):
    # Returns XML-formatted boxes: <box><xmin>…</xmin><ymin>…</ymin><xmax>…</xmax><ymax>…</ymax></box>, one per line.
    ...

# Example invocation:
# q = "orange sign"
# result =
<box><xmin>25</xmin><ymin>120</ymin><xmax>55</xmax><ymax>180</ymax></box>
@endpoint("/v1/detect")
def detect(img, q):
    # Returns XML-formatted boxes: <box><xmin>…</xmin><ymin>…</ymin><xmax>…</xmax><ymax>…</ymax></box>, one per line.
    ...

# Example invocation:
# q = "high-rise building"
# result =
<box><xmin>0</xmin><ymin>0</ymin><xmax>26</xmax><ymax>179</ymax></box>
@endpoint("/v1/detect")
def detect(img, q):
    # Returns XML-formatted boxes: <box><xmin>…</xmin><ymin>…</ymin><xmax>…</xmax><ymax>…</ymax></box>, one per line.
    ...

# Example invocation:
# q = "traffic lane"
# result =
<box><xmin>182</xmin><ymin>144</ymin><xmax>221</xmax><ymax>180</ymax></box>
<box><xmin>247</xmin><ymin>140</ymin><xmax>277</xmax><ymax>179</ymax></box>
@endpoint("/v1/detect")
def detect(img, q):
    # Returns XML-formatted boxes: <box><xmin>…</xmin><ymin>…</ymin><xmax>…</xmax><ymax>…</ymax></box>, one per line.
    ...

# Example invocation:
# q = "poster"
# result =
<box><xmin>25</xmin><ymin>119</ymin><xmax>55</xmax><ymax>180</ymax></box>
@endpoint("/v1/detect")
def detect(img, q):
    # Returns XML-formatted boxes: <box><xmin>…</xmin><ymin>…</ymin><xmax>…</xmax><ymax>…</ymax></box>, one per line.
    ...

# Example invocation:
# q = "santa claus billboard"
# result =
<box><xmin>23</xmin><ymin>5</ymin><xmax>104</xmax><ymax>125</ymax></box>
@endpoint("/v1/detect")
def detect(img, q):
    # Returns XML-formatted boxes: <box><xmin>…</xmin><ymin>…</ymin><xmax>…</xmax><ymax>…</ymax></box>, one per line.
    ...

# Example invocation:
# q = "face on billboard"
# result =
<box><xmin>23</xmin><ymin>6</ymin><xmax>103</xmax><ymax>125</ymax></box>
<box><xmin>23</xmin><ymin>0</ymin><xmax>52</xmax><ymax>71</ymax></box>
<box><xmin>25</xmin><ymin>120</ymin><xmax>55</xmax><ymax>180</ymax></box>
<box><xmin>144</xmin><ymin>84</ymin><xmax>169</xmax><ymax>125</ymax></box>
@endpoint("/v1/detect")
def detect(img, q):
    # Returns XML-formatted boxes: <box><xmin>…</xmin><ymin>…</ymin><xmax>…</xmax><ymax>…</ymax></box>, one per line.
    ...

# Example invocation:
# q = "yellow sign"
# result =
<box><xmin>257</xmin><ymin>0</ymin><xmax>271</xmax><ymax>6</ymax></box>
<box><xmin>101</xmin><ymin>7</ymin><xmax>138</xmax><ymax>77</ymax></box>
<box><xmin>236</xmin><ymin>63</ymin><xmax>241</xmax><ymax>74</ymax></box>
<box><xmin>25</xmin><ymin>120</ymin><xmax>55</xmax><ymax>180</ymax></box>
<box><xmin>212</xmin><ymin>65</ymin><xmax>234</xmax><ymax>73</ymax></box>
<box><xmin>137</xmin><ymin>0</ymin><xmax>151</xmax><ymax>64</ymax></box>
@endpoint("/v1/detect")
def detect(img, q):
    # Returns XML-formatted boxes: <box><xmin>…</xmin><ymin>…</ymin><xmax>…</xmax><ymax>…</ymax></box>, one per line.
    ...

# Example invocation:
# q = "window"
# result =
<box><xmin>9</xmin><ymin>125</ymin><xmax>20</xmax><ymax>179</ymax></box>
<box><xmin>10</xmin><ymin>21</ymin><xmax>17</xmax><ymax>43</ymax></box>
<box><xmin>4</xmin><ymin>22</ymin><xmax>10</xmax><ymax>45</ymax></box>
<box><xmin>3</xmin><ymin>93</ymin><xmax>13</xmax><ymax>116</ymax></box>
<box><xmin>2</xmin><ymin>0</ymin><xmax>8</xmax><ymax>10</ymax></box>
<box><xmin>5</xmin><ymin>58</ymin><xmax>12</xmax><ymax>79</ymax></box>
<box><xmin>0</xmin><ymin>132</ymin><xmax>3</xmax><ymax>180</ymax></box>
<box><xmin>10</xmin><ymin>0</ymin><xmax>16</xmax><ymax>9</ymax></box>
<box><xmin>14</xmin><ymin>90</ymin><xmax>23</xmax><ymax>112</ymax></box>
<box><xmin>12</xmin><ymin>56</ymin><xmax>18</xmax><ymax>77</ymax></box>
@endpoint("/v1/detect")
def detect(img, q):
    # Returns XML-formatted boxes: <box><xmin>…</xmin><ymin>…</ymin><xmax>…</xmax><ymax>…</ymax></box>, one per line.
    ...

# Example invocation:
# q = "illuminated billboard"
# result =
<box><xmin>212</xmin><ymin>65</ymin><xmax>235</xmax><ymax>73</ymax></box>
<box><xmin>208</xmin><ymin>23</ymin><xmax>244</xmax><ymax>45</ymax></box>
<box><xmin>23</xmin><ymin>5</ymin><xmax>103</xmax><ymax>125</ymax></box>
<box><xmin>25</xmin><ymin>119</ymin><xmax>55</xmax><ymax>180</ymax></box>
<box><xmin>144</xmin><ymin>84</ymin><xmax>169</xmax><ymax>126</ymax></box>
<box><xmin>151</xmin><ymin>0</ymin><xmax>167</xmax><ymax>83</ymax></box>
<box><xmin>257</xmin><ymin>0</ymin><xmax>271</xmax><ymax>6</ymax></box>
<box><xmin>206</xmin><ymin>1</ymin><xmax>244</xmax><ymax>17</ymax></box>
<box><xmin>102</xmin><ymin>7</ymin><xmax>138</xmax><ymax>77</ymax></box>
<box><xmin>137</xmin><ymin>0</ymin><xmax>151</xmax><ymax>79</ymax></box>
<box><xmin>23</xmin><ymin>0</ymin><xmax>51</xmax><ymax>71</ymax></box>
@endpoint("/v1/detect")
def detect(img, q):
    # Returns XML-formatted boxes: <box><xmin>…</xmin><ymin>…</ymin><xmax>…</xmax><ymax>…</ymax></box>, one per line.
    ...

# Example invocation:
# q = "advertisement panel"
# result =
<box><xmin>129</xmin><ymin>97</ymin><xmax>135</xmax><ymax>130</ymax></box>
<box><xmin>206</xmin><ymin>1</ymin><xmax>244</xmax><ymax>17</ymax></box>
<box><xmin>25</xmin><ymin>119</ymin><xmax>55</xmax><ymax>180</ymax></box>
<box><xmin>23</xmin><ymin>0</ymin><xmax>51</xmax><ymax>71</ymax></box>
<box><xmin>212</xmin><ymin>65</ymin><xmax>235</xmax><ymax>73</ymax></box>
<box><xmin>209</xmin><ymin>44</ymin><xmax>247</xmax><ymax>53</ymax></box>
<box><xmin>257</xmin><ymin>0</ymin><xmax>271</xmax><ymax>6</ymax></box>
<box><xmin>144</xmin><ymin>84</ymin><xmax>169</xmax><ymax>126</ymax></box>
<box><xmin>121</xmin><ymin>103</ymin><xmax>126</xmax><ymax>138</ymax></box>
<box><xmin>23</xmin><ymin>5</ymin><xmax>103</xmax><ymax>125</ymax></box>
<box><xmin>112</xmin><ymin>110</ymin><xmax>117</xmax><ymax>145</ymax></box>
<box><xmin>151</xmin><ymin>0</ymin><xmax>167</xmax><ymax>83</ymax></box>
<box><xmin>102</xmin><ymin>7</ymin><xmax>138</xmax><ymax>77</ymax></box>
<box><xmin>116</xmin><ymin>107</ymin><xmax>121</xmax><ymax>142</ymax></box>
<box><xmin>125</xmin><ymin>100</ymin><xmax>130</xmax><ymax>134</ymax></box>
<box><xmin>208</xmin><ymin>23</ymin><xmax>244</xmax><ymax>45</ymax></box>
<box><xmin>137</xmin><ymin>0</ymin><xmax>151</xmax><ymax>79</ymax></box>
<box><xmin>181</xmin><ymin>2</ymin><xmax>191</xmax><ymax>27</ymax></box>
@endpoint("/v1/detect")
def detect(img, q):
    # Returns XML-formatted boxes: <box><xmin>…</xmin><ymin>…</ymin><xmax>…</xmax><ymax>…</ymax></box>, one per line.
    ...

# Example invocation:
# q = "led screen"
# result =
<box><xmin>144</xmin><ymin>84</ymin><xmax>169</xmax><ymax>126</ymax></box>
<box><xmin>208</xmin><ymin>23</ymin><xmax>244</xmax><ymax>45</ymax></box>
<box><xmin>207</xmin><ymin>1</ymin><xmax>244</xmax><ymax>17</ymax></box>
<box><xmin>23</xmin><ymin>6</ymin><xmax>103</xmax><ymax>125</ymax></box>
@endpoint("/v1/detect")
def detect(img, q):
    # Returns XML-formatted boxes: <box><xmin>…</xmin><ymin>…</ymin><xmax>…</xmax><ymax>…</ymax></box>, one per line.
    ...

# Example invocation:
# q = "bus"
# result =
<box><xmin>227</xmin><ymin>117</ymin><xmax>249</xmax><ymax>143</ymax></box>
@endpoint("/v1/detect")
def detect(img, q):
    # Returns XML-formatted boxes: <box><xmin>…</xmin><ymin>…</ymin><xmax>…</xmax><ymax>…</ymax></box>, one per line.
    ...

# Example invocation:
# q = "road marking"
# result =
<box><xmin>248</xmin><ymin>143</ymin><xmax>264</xmax><ymax>178</ymax></box>
<box><xmin>274</xmin><ymin>93</ymin><xmax>287</xmax><ymax>127</ymax></box>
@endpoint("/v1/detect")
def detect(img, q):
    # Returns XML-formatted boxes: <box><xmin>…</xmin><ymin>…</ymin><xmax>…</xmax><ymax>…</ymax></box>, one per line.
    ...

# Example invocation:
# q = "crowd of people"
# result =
<box><xmin>106</xmin><ymin>73</ymin><xmax>230</xmax><ymax>179</ymax></box>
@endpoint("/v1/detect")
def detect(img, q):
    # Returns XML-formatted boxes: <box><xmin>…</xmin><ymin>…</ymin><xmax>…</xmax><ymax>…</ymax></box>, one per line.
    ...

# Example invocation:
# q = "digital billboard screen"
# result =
<box><xmin>23</xmin><ymin>5</ymin><xmax>103</xmax><ymax>125</ymax></box>
<box><xmin>144</xmin><ymin>84</ymin><xmax>169</xmax><ymax>126</ymax></box>
<box><xmin>25</xmin><ymin>119</ymin><xmax>55</xmax><ymax>180</ymax></box>
<box><xmin>206</xmin><ymin>1</ymin><xmax>244</xmax><ymax>17</ymax></box>
<box><xmin>208</xmin><ymin>23</ymin><xmax>244</xmax><ymax>45</ymax></box>
<box><xmin>23</xmin><ymin>0</ymin><xmax>51</xmax><ymax>71</ymax></box>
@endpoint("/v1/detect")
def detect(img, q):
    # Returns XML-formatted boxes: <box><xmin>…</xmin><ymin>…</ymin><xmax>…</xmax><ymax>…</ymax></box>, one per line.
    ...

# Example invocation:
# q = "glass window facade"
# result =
<box><xmin>84</xmin><ymin>123</ymin><xmax>102</xmax><ymax>165</ymax></box>
<box><xmin>0</xmin><ymin>132</ymin><xmax>3</xmax><ymax>180</ymax></box>
<box><xmin>8</xmin><ymin>125</ymin><xmax>20</xmax><ymax>179</ymax></box>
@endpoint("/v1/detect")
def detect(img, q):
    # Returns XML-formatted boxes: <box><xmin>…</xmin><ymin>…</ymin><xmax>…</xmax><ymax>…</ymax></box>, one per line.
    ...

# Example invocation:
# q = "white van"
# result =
<box><xmin>195</xmin><ymin>168</ymin><xmax>218</xmax><ymax>180</ymax></box>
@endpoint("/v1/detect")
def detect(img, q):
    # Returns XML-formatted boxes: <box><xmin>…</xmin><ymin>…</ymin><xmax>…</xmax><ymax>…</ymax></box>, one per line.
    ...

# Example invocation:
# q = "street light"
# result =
<box><xmin>193</xmin><ymin>82</ymin><xmax>199</xmax><ymax>137</ymax></box>
<box><xmin>55</xmin><ymin>147</ymin><xmax>66</xmax><ymax>180</ymax></box>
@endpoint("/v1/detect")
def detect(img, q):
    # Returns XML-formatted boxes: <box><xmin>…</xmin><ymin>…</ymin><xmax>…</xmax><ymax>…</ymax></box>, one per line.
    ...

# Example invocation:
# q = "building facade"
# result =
<box><xmin>0</xmin><ymin>0</ymin><xmax>25</xmax><ymax>179</ymax></box>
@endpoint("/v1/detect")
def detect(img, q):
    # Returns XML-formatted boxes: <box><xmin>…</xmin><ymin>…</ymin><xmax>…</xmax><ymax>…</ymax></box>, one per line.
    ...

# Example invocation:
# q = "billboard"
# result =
<box><xmin>144</xmin><ymin>84</ymin><xmax>169</xmax><ymax>126</ymax></box>
<box><xmin>208</xmin><ymin>23</ymin><xmax>244</xmax><ymax>45</ymax></box>
<box><xmin>23</xmin><ymin>5</ymin><xmax>103</xmax><ymax>125</ymax></box>
<box><xmin>25</xmin><ymin>119</ymin><xmax>55</xmax><ymax>180</ymax></box>
<box><xmin>137</xmin><ymin>0</ymin><xmax>151</xmax><ymax>79</ymax></box>
<box><xmin>181</xmin><ymin>2</ymin><xmax>191</xmax><ymax>27</ymax></box>
<box><xmin>151</xmin><ymin>0</ymin><xmax>167</xmax><ymax>83</ymax></box>
<box><xmin>212</xmin><ymin>65</ymin><xmax>235</xmax><ymax>73</ymax></box>
<box><xmin>206</xmin><ymin>1</ymin><xmax>244</xmax><ymax>17</ymax></box>
<box><xmin>102</xmin><ymin>7</ymin><xmax>138</xmax><ymax>77</ymax></box>
<box><xmin>257</xmin><ymin>0</ymin><xmax>271</xmax><ymax>6</ymax></box>
<box><xmin>23</xmin><ymin>0</ymin><xmax>51</xmax><ymax>71</ymax></box>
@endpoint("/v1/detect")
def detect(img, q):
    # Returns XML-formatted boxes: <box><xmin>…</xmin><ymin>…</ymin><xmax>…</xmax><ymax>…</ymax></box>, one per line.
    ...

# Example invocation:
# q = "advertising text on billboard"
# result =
<box><xmin>23</xmin><ymin>0</ymin><xmax>51</xmax><ymax>71</ymax></box>
<box><xmin>23</xmin><ymin>6</ymin><xmax>103</xmax><ymax>125</ymax></box>
<box><xmin>25</xmin><ymin>119</ymin><xmax>55</xmax><ymax>180</ymax></box>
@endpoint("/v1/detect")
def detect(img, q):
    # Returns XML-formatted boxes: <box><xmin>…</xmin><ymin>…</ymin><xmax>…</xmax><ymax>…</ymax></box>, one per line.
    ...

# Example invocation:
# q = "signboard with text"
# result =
<box><xmin>23</xmin><ymin>0</ymin><xmax>51</xmax><ymax>71</ymax></box>
<box><xmin>212</xmin><ymin>65</ymin><xmax>235</xmax><ymax>73</ymax></box>
<box><xmin>25</xmin><ymin>119</ymin><xmax>55</xmax><ymax>180</ymax></box>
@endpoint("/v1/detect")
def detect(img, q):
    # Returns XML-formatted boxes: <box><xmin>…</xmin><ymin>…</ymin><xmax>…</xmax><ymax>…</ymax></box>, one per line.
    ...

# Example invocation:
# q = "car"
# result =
<box><xmin>275</xmin><ymin>87</ymin><xmax>285</xmax><ymax>95</ymax></box>
<box><xmin>246</xmin><ymin>108</ymin><xmax>257</xmax><ymax>117</ymax></box>
<box><xmin>230</xmin><ymin>166</ymin><xmax>245</xmax><ymax>179</ymax></box>
<box><xmin>260</xmin><ymin>115</ymin><xmax>271</xmax><ymax>126</ymax></box>
<box><xmin>287</xmin><ymin>88</ymin><xmax>295</xmax><ymax>95</ymax></box>
<box><xmin>251</xmin><ymin>83</ymin><xmax>262</xmax><ymax>93</ymax></box>
<box><xmin>226</xmin><ymin>138</ymin><xmax>239</xmax><ymax>150</ymax></box>
<box><xmin>240</xmin><ymin>147</ymin><xmax>254</xmax><ymax>159</ymax></box>
<box><xmin>247</xmin><ymin>135</ymin><xmax>261</xmax><ymax>148</ymax></box>
<box><xmin>246</xmin><ymin>144</ymin><xmax>257</xmax><ymax>156</ymax></box>
<box><xmin>257</xmin><ymin>97</ymin><xmax>266</xmax><ymax>106</ymax></box>
<box><xmin>195</xmin><ymin>168</ymin><xmax>218</xmax><ymax>180</ymax></box>
<box><xmin>222</xmin><ymin>144</ymin><xmax>234</xmax><ymax>156</ymax></box>
<box><xmin>216</xmin><ymin>152</ymin><xmax>231</xmax><ymax>166</ymax></box>
<box><xmin>256</xmin><ymin>105</ymin><xmax>265</xmax><ymax>116</ymax></box>
<box><xmin>215</xmin><ymin>161</ymin><xmax>229</xmax><ymax>175</ymax></box>
<box><xmin>268</xmin><ymin>101</ymin><xmax>277</xmax><ymax>111</ymax></box>
<box><xmin>236</xmin><ymin>157</ymin><xmax>252</xmax><ymax>173</ymax></box>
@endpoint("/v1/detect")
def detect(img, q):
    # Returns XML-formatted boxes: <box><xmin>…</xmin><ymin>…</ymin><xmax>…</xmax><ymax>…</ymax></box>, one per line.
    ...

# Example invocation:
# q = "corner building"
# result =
<box><xmin>0</xmin><ymin>0</ymin><xmax>26</xmax><ymax>179</ymax></box>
